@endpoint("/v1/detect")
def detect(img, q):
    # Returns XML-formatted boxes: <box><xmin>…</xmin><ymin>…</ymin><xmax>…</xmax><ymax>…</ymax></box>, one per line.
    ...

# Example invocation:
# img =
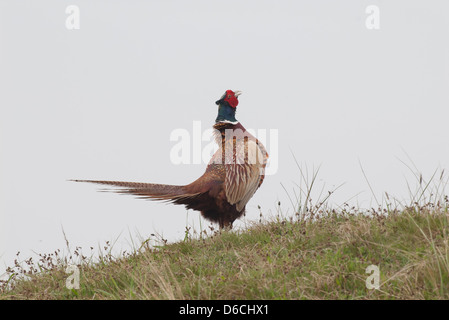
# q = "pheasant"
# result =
<box><xmin>72</xmin><ymin>90</ymin><xmax>268</xmax><ymax>229</ymax></box>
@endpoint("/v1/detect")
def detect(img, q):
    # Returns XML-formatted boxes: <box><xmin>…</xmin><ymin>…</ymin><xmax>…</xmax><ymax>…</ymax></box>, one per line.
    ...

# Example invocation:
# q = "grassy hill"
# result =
<box><xmin>1</xmin><ymin>203</ymin><xmax>449</xmax><ymax>300</ymax></box>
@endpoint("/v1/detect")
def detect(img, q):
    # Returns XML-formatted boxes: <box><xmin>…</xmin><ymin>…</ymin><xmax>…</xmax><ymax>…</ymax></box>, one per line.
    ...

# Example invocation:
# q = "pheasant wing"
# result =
<box><xmin>224</xmin><ymin>139</ymin><xmax>266</xmax><ymax>211</ymax></box>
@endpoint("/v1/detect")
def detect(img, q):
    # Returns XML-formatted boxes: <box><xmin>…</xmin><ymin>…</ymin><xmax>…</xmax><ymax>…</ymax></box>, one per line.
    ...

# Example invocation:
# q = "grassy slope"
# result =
<box><xmin>2</xmin><ymin>206</ymin><xmax>449</xmax><ymax>300</ymax></box>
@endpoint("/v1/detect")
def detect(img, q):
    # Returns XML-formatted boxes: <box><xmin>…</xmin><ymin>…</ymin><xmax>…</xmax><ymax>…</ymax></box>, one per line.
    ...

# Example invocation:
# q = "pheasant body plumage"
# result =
<box><xmin>73</xmin><ymin>90</ymin><xmax>268</xmax><ymax>229</ymax></box>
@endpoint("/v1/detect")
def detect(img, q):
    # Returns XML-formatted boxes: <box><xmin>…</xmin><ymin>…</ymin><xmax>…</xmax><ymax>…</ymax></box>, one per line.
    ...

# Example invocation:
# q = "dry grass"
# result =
<box><xmin>1</xmin><ymin>202</ymin><xmax>449</xmax><ymax>300</ymax></box>
<box><xmin>2</xmin><ymin>162</ymin><xmax>448</xmax><ymax>300</ymax></box>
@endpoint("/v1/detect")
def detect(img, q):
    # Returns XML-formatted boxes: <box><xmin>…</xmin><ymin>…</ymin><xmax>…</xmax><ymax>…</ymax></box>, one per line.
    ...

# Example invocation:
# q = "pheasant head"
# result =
<box><xmin>215</xmin><ymin>90</ymin><xmax>242</xmax><ymax>124</ymax></box>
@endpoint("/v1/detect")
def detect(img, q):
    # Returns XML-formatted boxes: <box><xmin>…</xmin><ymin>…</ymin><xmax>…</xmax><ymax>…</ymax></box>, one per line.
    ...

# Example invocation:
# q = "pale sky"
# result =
<box><xmin>1</xmin><ymin>0</ymin><xmax>448</xmax><ymax>275</ymax></box>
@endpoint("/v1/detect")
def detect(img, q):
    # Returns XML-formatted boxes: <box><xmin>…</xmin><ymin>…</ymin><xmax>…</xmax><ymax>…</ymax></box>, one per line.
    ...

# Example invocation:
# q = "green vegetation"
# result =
<box><xmin>2</xmin><ymin>163</ymin><xmax>448</xmax><ymax>299</ymax></box>
<box><xmin>1</xmin><ymin>203</ymin><xmax>449</xmax><ymax>300</ymax></box>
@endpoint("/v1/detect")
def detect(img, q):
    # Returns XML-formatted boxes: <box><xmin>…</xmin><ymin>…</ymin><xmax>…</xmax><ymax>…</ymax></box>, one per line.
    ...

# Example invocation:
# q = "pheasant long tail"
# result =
<box><xmin>70</xmin><ymin>179</ymin><xmax>202</xmax><ymax>203</ymax></box>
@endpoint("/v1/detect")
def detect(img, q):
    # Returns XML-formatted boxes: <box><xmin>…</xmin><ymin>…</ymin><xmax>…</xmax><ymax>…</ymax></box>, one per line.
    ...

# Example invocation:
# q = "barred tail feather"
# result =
<box><xmin>70</xmin><ymin>179</ymin><xmax>200</xmax><ymax>203</ymax></box>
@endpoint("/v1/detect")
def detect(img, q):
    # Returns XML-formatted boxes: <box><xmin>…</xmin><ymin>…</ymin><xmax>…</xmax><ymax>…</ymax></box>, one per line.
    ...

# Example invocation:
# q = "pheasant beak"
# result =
<box><xmin>234</xmin><ymin>90</ymin><xmax>242</xmax><ymax>97</ymax></box>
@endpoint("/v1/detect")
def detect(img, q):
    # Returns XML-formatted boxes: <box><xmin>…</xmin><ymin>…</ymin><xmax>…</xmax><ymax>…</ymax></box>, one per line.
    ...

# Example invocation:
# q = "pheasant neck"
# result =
<box><xmin>215</xmin><ymin>103</ymin><xmax>238</xmax><ymax>124</ymax></box>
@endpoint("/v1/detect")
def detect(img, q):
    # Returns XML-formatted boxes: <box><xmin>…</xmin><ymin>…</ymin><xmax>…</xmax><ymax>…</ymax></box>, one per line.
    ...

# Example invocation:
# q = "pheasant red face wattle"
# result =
<box><xmin>223</xmin><ymin>90</ymin><xmax>239</xmax><ymax>108</ymax></box>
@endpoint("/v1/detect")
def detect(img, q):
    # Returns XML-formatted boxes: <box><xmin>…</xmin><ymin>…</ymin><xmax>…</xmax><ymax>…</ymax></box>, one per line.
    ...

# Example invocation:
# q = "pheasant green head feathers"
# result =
<box><xmin>215</xmin><ymin>90</ymin><xmax>241</xmax><ymax>124</ymax></box>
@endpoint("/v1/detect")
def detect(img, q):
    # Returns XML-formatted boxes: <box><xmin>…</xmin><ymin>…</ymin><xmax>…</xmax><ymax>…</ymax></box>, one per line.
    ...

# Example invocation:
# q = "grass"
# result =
<box><xmin>2</xmin><ymin>160</ymin><xmax>449</xmax><ymax>300</ymax></box>
<box><xmin>1</xmin><ymin>202</ymin><xmax>449</xmax><ymax>300</ymax></box>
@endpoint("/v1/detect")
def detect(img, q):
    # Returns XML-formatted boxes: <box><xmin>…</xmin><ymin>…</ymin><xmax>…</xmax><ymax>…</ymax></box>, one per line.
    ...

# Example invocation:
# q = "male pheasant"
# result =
<box><xmin>73</xmin><ymin>90</ymin><xmax>268</xmax><ymax>229</ymax></box>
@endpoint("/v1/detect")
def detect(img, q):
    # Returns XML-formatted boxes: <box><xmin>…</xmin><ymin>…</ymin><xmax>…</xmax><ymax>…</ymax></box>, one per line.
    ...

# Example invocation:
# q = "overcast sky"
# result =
<box><xmin>1</xmin><ymin>0</ymin><xmax>448</xmax><ymax>275</ymax></box>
